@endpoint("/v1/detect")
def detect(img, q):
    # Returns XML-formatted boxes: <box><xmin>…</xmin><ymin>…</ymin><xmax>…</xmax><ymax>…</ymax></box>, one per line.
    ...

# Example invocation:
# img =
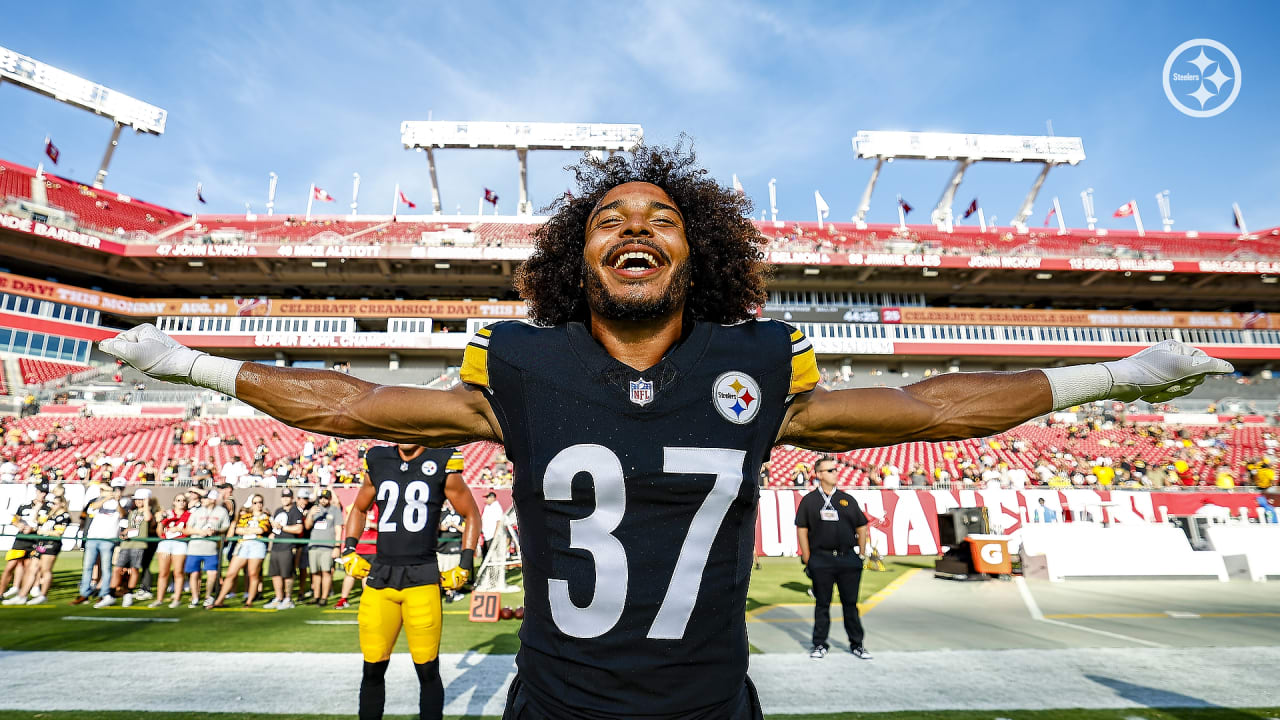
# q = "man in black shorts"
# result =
<box><xmin>266</xmin><ymin>488</ymin><xmax>304</xmax><ymax>609</ymax></box>
<box><xmin>104</xmin><ymin>142</ymin><xmax>1234</xmax><ymax>719</ymax></box>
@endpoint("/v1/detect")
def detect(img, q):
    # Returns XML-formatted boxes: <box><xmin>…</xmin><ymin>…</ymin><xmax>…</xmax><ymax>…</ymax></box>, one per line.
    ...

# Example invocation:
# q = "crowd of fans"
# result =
<box><xmin>0</xmin><ymin>476</ymin><xmax>484</xmax><ymax>610</ymax></box>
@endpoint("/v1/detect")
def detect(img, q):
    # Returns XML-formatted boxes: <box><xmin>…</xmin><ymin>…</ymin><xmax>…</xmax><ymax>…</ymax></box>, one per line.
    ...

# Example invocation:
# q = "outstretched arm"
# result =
<box><xmin>100</xmin><ymin>324</ymin><xmax>500</xmax><ymax>446</ymax></box>
<box><xmin>779</xmin><ymin>339</ymin><xmax>1233</xmax><ymax>452</ymax></box>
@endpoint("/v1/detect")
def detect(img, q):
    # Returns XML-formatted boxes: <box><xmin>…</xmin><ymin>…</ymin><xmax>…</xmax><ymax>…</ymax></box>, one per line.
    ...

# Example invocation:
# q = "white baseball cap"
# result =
<box><xmin>133</xmin><ymin>488</ymin><xmax>152</xmax><ymax>499</ymax></box>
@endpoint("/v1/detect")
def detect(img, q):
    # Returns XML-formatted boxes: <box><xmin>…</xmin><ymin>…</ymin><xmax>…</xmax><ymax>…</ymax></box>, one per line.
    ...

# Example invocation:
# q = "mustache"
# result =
<box><xmin>602</xmin><ymin>238</ymin><xmax>670</xmax><ymax>265</ymax></box>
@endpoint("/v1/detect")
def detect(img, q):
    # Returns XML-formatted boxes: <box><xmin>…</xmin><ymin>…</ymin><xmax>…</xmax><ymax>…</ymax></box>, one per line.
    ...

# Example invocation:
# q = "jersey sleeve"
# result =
<box><xmin>460</xmin><ymin>326</ymin><xmax>493</xmax><ymax>388</ymax></box>
<box><xmin>446</xmin><ymin>450</ymin><xmax>465</xmax><ymax>474</ymax></box>
<box><xmin>786</xmin><ymin>326</ymin><xmax>820</xmax><ymax>394</ymax></box>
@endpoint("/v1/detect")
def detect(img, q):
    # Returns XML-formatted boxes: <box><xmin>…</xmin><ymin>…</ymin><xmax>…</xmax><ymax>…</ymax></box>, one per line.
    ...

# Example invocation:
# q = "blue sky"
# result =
<box><xmin>2</xmin><ymin>1</ymin><xmax>1277</xmax><ymax>232</ymax></box>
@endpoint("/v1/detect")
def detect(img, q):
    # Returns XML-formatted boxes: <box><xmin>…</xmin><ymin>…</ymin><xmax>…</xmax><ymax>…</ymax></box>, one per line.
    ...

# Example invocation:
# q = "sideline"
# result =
<box><xmin>1014</xmin><ymin>577</ymin><xmax>1165</xmax><ymax>648</ymax></box>
<box><xmin>2</xmin><ymin>647</ymin><xmax>1277</xmax><ymax>715</ymax></box>
<box><xmin>745</xmin><ymin>567</ymin><xmax>922</xmax><ymax>622</ymax></box>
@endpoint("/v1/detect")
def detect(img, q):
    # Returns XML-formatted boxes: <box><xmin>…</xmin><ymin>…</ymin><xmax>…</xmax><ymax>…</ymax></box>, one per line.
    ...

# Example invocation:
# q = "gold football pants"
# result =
<box><xmin>357</xmin><ymin>583</ymin><xmax>442</xmax><ymax>664</ymax></box>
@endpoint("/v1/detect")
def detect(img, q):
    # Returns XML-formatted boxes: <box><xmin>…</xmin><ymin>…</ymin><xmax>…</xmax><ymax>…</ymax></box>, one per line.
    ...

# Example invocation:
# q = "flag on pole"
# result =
<box><xmin>814</xmin><ymin>191</ymin><xmax>830</xmax><ymax>229</ymax></box>
<box><xmin>732</xmin><ymin>174</ymin><xmax>745</xmax><ymax>196</ymax></box>
<box><xmin>1044</xmin><ymin>206</ymin><xmax>1056</xmax><ymax>227</ymax></box>
<box><xmin>1113</xmin><ymin>201</ymin><xmax>1136</xmax><ymax>218</ymax></box>
<box><xmin>44</xmin><ymin>137</ymin><xmax>60</xmax><ymax>165</ymax></box>
<box><xmin>484</xmin><ymin>188</ymin><xmax>499</xmax><ymax>206</ymax></box>
<box><xmin>1233</xmin><ymin>211</ymin><xmax>1240</xmax><ymax>229</ymax></box>
<box><xmin>398</xmin><ymin>190</ymin><xmax>416</xmax><ymax>209</ymax></box>
<box><xmin>963</xmin><ymin>198</ymin><xmax>978</xmax><ymax>219</ymax></box>
<box><xmin>196</xmin><ymin>182</ymin><xmax>207</xmax><ymax>204</ymax></box>
<box><xmin>313</xmin><ymin>186</ymin><xmax>335</xmax><ymax>202</ymax></box>
<box><xmin>898</xmin><ymin>197</ymin><xmax>913</xmax><ymax>215</ymax></box>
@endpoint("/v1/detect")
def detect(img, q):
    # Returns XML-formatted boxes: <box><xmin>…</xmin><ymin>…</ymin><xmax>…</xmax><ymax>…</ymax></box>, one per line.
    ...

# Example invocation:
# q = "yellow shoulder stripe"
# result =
<box><xmin>460</xmin><ymin>330</ymin><xmax>490</xmax><ymax>388</ymax></box>
<box><xmin>446</xmin><ymin>452</ymin><xmax>465</xmax><ymax>472</ymax></box>
<box><xmin>788</xmin><ymin>326</ymin><xmax>819</xmax><ymax>394</ymax></box>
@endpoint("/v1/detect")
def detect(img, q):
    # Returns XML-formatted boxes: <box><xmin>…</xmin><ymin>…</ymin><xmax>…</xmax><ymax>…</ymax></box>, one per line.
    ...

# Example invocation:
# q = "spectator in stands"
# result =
<box><xmin>74</xmin><ymin>479</ymin><xmax>126</xmax><ymax>606</ymax></box>
<box><xmin>301</xmin><ymin>436</ymin><xmax>316</xmax><ymax>462</ymax></box>
<box><xmin>194</xmin><ymin>458</ymin><xmax>215</xmax><ymax>488</ymax></box>
<box><xmin>109</xmin><ymin>489</ymin><xmax>157</xmax><ymax>607</ymax></box>
<box><xmin>171</xmin><ymin>426</ymin><xmax>183</xmax><ymax>447</ymax></box>
<box><xmin>152</xmin><ymin>494</ymin><xmax>190</xmax><ymax>608</ymax></box>
<box><xmin>304</xmin><ymin>490</ymin><xmax>340</xmax><ymax>605</ymax></box>
<box><xmin>907</xmin><ymin>465</ymin><xmax>928</xmax><ymax>487</ymax></box>
<box><xmin>220</xmin><ymin>455</ymin><xmax>248</xmax><ymax>486</ymax></box>
<box><xmin>0</xmin><ymin>455</ymin><xmax>17</xmax><ymax>483</ymax></box>
<box><xmin>183</xmin><ymin>489</ymin><xmax>230</xmax><ymax>608</ymax></box>
<box><xmin>213</xmin><ymin>494</ymin><xmax>271</xmax><ymax>608</ymax></box>
<box><xmin>266</xmin><ymin>488</ymin><xmax>304</xmax><ymax>609</ymax></box>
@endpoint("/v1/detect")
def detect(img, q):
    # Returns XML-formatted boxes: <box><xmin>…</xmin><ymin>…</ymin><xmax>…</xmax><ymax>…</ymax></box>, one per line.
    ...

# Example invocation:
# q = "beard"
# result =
<box><xmin>584</xmin><ymin>261</ymin><xmax>692</xmax><ymax>322</ymax></box>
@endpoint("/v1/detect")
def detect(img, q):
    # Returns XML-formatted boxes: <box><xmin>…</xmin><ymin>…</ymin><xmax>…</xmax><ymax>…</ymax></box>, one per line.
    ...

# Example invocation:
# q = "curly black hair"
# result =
<box><xmin>514</xmin><ymin>138</ymin><xmax>769</xmax><ymax>326</ymax></box>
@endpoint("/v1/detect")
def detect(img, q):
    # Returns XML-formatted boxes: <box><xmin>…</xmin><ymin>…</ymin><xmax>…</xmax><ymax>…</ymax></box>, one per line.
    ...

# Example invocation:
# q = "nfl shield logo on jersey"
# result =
<box><xmin>629</xmin><ymin>378</ymin><xmax>655</xmax><ymax>406</ymax></box>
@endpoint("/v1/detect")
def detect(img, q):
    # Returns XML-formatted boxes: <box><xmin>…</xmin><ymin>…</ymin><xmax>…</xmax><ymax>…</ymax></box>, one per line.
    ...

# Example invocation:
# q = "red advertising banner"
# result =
<box><xmin>755</xmin><ymin>489</ymin><xmax>1264</xmax><ymax>557</ymax></box>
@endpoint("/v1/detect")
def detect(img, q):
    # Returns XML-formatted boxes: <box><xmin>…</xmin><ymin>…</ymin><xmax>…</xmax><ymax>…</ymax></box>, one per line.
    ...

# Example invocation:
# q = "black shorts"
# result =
<box><xmin>502</xmin><ymin>673</ymin><xmax>763</xmax><ymax>720</ymax></box>
<box><xmin>268</xmin><ymin>551</ymin><xmax>297</xmax><ymax>577</ymax></box>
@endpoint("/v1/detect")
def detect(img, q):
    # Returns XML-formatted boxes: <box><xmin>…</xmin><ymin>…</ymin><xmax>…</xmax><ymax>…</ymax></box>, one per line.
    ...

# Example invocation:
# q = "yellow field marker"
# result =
<box><xmin>859</xmin><ymin>567</ymin><xmax>921</xmax><ymax>614</ymax></box>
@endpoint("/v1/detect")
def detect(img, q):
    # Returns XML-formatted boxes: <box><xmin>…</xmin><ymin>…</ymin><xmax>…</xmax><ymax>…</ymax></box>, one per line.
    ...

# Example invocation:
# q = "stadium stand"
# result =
<box><xmin>0</xmin><ymin>159</ymin><xmax>189</xmax><ymax>235</ymax></box>
<box><xmin>17</xmin><ymin>358</ymin><xmax>92</xmax><ymax>386</ymax></box>
<box><xmin>0</xmin><ymin>160</ymin><xmax>33</xmax><ymax>202</ymax></box>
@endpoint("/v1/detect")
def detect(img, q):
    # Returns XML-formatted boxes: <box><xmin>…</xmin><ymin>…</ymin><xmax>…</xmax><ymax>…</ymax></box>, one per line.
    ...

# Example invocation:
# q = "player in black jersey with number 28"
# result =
<box><xmin>336</xmin><ymin>444</ymin><xmax>479</xmax><ymax>720</ymax></box>
<box><xmin>103</xmin><ymin>141</ymin><xmax>1234</xmax><ymax>719</ymax></box>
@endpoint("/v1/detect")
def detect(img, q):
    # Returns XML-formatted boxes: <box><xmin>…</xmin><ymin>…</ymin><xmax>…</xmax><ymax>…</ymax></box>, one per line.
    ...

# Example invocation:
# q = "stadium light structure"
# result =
<box><xmin>400</xmin><ymin>121</ymin><xmax>643</xmax><ymax>215</ymax></box>
<box><xmin>851</xmin><ymin>130</ymin><xmax>1085</xmax><ymax>232</ymax></box>
<box><xmin>0</xmin><ymin>45</ymin><xmax>167</xmax><ymax>189</ymax></box>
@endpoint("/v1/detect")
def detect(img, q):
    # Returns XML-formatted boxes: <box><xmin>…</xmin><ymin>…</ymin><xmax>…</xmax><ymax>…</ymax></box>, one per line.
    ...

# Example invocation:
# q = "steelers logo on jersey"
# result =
<box><xmin>422</xmin><ymin>460</ymin><xmax>438</xmax><ymax>475</ymax></box>
<box><xmin>712</xmin><ymin>371</ymin><xmax>761</xmax><ymax>425</ymax></box>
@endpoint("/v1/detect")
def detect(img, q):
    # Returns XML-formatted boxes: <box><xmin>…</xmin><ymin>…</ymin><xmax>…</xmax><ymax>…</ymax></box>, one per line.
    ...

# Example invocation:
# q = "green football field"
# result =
<box><xmin>0</xmin><ymin>554</ymin><xmax>927</xmax><ymax>654</ymax></box>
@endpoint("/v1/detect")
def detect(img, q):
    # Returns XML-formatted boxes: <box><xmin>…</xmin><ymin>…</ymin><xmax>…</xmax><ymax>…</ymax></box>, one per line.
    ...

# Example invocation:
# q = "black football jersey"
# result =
<box><xmin>363</xmin><ymin>445</ymin><xmax>464</xmax><ymax>567</ymax></box>
<box><xmin>461</xmin><ymin>319</ymin><xmax>819</xmax><ymax>717</ymax></box>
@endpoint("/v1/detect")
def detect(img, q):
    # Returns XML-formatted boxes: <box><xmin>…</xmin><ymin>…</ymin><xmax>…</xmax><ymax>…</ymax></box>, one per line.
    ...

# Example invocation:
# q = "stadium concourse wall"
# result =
<box><xmin>0</xmin><ymin>484</ymin><xmax>1263</xmax><ymax>558</ymax></box>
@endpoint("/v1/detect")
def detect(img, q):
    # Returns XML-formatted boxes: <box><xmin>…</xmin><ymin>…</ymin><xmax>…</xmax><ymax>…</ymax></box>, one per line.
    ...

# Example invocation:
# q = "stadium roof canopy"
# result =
<box><xmin>400</xmin><ymin>120</ymin><xmax>643</xmax><ymax>215</ymax></box>
<box><xmin>851</xmin><ymin>130</ymin><xmax>1085</xmax><ymax>233</ymax></box>
<box><xmin>0</xmin><ymin>44</ymin><xmax>167</xmax><ymax>189</ymax></box>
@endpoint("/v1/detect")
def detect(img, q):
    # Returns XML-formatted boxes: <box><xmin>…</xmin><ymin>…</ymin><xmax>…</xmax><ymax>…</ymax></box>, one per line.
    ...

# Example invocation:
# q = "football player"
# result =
<box><xmin>336</xmin><ymin>444</ymin><xmax>480</xmax><ymax>720</ymax></box>
<box><xmin>102</xmin><ymin>143</ymin><xmax>1234</xmax><ymax>719</ymax></box>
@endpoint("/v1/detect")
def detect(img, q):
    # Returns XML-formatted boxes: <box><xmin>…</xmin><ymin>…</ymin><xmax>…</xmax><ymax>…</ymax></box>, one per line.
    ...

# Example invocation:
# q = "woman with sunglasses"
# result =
<box><xmin>151</xmin><ymin>494</ymin><xmax>191</xmax><ymax>608</ymax></box>
<box><xmin>211</xmin><ymin>494</ymin><xmax>270</xmax><ymax>608</ymax></box>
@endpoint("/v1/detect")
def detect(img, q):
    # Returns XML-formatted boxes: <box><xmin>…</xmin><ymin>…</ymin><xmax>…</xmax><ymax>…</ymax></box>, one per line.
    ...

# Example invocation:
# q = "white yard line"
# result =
<box><xmin>1</xmin><ymin>648</ymin><xmax>1277</xmax><ymax>715</ymax></box>
<box><xmin>1015</xmin><ymin>577</ymin><xmax>1166</xmax><ymax>648</ymax></box>
<box><xmin>61</xmin><ymin>616</ymin><xmax>180</xmax><ymax>623</ymax></box>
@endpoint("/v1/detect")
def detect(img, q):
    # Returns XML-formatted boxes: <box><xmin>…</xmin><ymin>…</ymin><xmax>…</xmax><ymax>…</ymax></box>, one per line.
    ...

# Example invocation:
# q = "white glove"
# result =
<box><xmin>1043</xmin><ymin>339</ymin><xmax>1234</xmax><ymax>410</ymax></box>
<box><xmin>1101</xmin><ymin>339</ymin><xmax>1235</xmax><ymax>403</ymax></box>
<box><xmin>99</xmin><ymin>323</ymin><xmax>243</xmax><ymax>396</ymax></box>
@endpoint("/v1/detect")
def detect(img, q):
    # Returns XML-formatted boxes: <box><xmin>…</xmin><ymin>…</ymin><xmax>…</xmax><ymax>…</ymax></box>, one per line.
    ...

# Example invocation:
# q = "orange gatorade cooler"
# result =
<box><xmin>966</xmin><ymin>534</ymin><xmax>1012</xmax><ymax>574</ymax></box>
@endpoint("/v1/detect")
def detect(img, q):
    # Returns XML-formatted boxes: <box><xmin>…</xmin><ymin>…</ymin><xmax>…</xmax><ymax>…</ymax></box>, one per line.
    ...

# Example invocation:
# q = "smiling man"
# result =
<box><xmin>100</xmin><ymin>142</ymin><xmax>1233</xmax><ymax>720</ymax></box>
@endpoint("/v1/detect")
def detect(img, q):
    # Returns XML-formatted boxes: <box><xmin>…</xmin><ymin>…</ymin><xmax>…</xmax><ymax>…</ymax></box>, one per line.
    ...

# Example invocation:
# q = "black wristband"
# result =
<box><xmin>342</xmin><ymin>537</ymin><xmax>358</xmax><ymax>554</ymax></box>
<box><xmin>460</xmin><ymin>548</ymin><xmax>474</xmax><ymax>576</ymax></box>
